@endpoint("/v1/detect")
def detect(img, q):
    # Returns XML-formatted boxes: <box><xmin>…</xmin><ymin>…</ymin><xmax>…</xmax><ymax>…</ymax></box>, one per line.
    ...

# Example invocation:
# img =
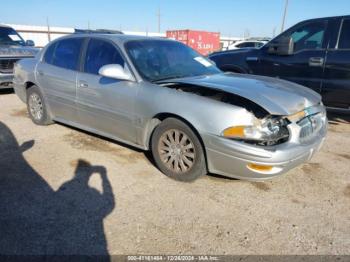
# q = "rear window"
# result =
<box><xmin>48</xmin><ymin>38</ymin><xmax>84</xmax><ymax>70</ymax></box>
<box><xmin>338</xmin><ymin>19</ymin><xmax>350</xmax><ymax>49</ymax></box>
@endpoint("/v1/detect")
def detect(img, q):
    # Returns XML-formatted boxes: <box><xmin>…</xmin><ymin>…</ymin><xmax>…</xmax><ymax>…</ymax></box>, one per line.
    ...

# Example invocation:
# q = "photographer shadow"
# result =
<box><xmin>47</xmin><ymin>159</ymin><xmax>115</xmax><ymax>256</ymax></box>
<box><xmin>0</xmin><ymin>121</ymin><xmax>115</xmax><ymax>258</ymax></box>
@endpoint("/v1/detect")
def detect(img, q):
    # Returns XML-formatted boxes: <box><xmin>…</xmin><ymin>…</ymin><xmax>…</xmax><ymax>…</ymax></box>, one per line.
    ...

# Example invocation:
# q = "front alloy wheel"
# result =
<box><xmin>158</xmin><ymin>129</ymin><xmax>196</xmax><ymax>173</ymax></box>
<box><xmin>152</xmin><ymin>118</ymin><xmax>206</xmax><ymax>182</ymax></box>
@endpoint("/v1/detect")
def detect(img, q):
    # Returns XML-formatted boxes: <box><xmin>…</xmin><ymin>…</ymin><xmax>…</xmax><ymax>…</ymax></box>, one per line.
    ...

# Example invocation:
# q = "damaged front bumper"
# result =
<box><xmin>203</xmin><ymin>105</ymin><xmax>327</xmax><ymax>181</ymax></box>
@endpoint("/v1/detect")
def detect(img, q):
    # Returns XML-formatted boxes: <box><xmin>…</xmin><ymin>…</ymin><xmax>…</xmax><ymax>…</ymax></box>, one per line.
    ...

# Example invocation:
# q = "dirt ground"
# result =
<box><xmin>0</xmin><ymin>90</ymin><xmax>349</xmax><ymax>256</ymax></box>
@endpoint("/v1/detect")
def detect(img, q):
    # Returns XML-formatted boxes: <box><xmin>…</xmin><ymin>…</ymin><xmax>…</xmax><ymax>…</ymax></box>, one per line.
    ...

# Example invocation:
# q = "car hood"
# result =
<box><xmin>0</xmin><ymin>45</ymin><xmax>39</xmax><ymax>58</ymax></box>
<box><xmin>159</xmin><ymin>73</ymin><xmax>322</xmax><ymax>115</ymax></box>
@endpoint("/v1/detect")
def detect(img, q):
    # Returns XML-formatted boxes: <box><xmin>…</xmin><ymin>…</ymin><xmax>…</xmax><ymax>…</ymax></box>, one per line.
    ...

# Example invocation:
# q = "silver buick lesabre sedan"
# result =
<box><xmin>13</xmin><ymin>34</ymin><xmax>327</xmax><ymax>181</ymax></box>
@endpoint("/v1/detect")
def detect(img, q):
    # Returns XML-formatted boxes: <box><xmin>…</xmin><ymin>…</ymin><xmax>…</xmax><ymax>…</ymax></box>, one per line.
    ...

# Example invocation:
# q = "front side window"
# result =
<box><xmin>126</xmin><ymin>40</ymin><xmax>221</xmax><ymax>82</ymax></box>
<box><xmin>84</xmin><ymin>39</ymin><xmax>125</xmax><ymax>75</ymax></box>
<box><xmin>338</xmin><ymin>19</ymin><xmax>350</xmax><ymax>49</ymax></box>
<box><xmin>0</xmin><ymin>27</ymin><xmax>25</xmax><ymax>46</ymax></box>
<box><xmin>286</xmin><ymin>21</ymin><xmax>327</xmax><ymax>51</ymax></box>
<box><xmin>51</xmin><ymin>38</ymin><xmax>83</xmax><ymax>70</ymax></box>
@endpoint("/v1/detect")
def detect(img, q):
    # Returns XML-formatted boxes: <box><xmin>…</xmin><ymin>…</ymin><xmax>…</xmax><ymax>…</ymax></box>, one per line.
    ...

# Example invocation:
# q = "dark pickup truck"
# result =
<box><xmin>209</xmin><ymin>16</ymin><xmax>350</xmax><ymax>110</ymax></box>
<box><xmin>0</xmin><ymin>25</ymin><xmax>38</xmax><ymax>89</ymax></box>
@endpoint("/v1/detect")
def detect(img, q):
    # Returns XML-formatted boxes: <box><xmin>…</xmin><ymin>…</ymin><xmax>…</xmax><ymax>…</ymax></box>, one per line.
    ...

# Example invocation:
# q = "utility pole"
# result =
<box><xmin>88</xmin><ymin>20</ymin><xmax>90</xmax><ymax>30</ymax></box>
<box><xmin>157</xmin><ymin>7</ymin><xmax>161</xmax><ymax>33</ymax></box>
<box><xmin>281</xmin><ymin>0</ymin><xmax>289</xmax><ymax>32</ymax></box>
<box><xmin>244</xmin><ymin>29</ymin><xmax>250</xmax><ymax>40</ymax></box>
<box><xmin>46</xmin><ymin>17</ymin><xmax>51</xmax><ymax>42</ymax></box>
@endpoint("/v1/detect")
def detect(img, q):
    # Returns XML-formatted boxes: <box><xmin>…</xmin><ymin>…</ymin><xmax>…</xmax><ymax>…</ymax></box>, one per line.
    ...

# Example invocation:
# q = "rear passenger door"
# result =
<box><xmin>76</xmin><ymin>38</ymin><xmax>139</xmax><ymax>143</ymax></box>
<box><xmin>322</xmin><ymin>18</ymin><xmax>350</xmax><ymax>108</ymax></box>
<box><xmin>36</xmin><ymin>37</ymin><xmax>84</xmax><ymax>122</ymax></box>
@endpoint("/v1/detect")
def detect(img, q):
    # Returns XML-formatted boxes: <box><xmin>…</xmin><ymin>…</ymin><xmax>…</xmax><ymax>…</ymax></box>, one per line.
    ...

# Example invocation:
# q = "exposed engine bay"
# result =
<box><xmin>160</xmin><ymin>82</ymin><xmax>269</xmax><ymax>118</ymax></box>
<box><xmin>160</xmin><ymin>82</ymin><xmax>291</xmax><ymax>146</ymax></box>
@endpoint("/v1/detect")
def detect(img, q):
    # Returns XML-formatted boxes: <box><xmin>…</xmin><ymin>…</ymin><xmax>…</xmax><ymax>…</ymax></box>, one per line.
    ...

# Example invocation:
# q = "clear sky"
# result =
<box><xmin>1</xmin><ymin>0</ymin><xmax>349</xmax><ymax>37</ymax></box>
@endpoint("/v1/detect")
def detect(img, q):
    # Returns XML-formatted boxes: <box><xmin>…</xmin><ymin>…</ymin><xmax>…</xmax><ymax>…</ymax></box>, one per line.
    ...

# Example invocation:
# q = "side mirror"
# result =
<box><xmin>25</xmin><ymin>40</ymin><xmax>35</xmax><ymax>47</ymax></box>
<box><xmin>267</xmin><ymin>36</ymin><xmax>294</xmax><ymax>55</ymax></box>
<box><xmin>98</xmin><ymin>64</ymin><xmax>133</xmax><ymax>81</ymax></box>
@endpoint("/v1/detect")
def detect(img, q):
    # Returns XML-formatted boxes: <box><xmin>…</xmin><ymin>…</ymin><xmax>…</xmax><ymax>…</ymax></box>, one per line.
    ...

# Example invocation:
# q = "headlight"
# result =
<box><xmin>222</xmin><ymin>117</ymin><xmax>289</xmax><ymax>145</ymax></box>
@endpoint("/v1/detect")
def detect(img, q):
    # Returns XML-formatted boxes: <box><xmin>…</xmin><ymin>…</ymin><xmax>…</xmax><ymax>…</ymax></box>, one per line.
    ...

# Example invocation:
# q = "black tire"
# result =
<box><xmin>26</xmin><ymin>85</ymin><xmax>53</xmax><ymax>126</ymax></box>
<box><xmin>151</xmin><ymin>118</ymin><xmax>207</xmax><ymax>182</ymax></box>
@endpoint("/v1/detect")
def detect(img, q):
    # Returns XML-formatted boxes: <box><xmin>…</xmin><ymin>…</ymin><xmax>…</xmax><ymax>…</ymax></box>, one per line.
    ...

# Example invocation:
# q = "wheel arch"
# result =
<box><xmin>144</xmin><ymin>112</ymin><xmax>208</xmax><ymax>169</ymax></box>
<box><xmin>14</xmin><ymin>81</ymin><xmax>37</xmax><ymax>103</ymax></box>
<box><xmin>19</xmin><ymin>81</ymin><xmax>37</xmax><ymax>101</ymax></box>
<box><xmin>25</xmin><ymin>81</ymin><xmax>36</xmax><ymax>90</ymax></box>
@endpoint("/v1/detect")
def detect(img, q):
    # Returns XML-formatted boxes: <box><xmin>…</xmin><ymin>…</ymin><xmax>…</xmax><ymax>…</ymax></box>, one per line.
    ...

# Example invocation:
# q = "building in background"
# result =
<box><xmin>5</xmin><ymin>24</ymin><xmax>74</xmax><ymax>48</ymax></box>
<box><xmin>4</xmin><ymin>23</ymin><xmax>245</xmax><ymax>52</ymax></box>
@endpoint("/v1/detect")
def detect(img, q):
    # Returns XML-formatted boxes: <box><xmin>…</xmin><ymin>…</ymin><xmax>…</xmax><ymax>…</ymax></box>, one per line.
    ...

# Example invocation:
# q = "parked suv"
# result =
<box><xmin>209</xmin><ymin>16</ymin><xmax>350</xmax><ymax>110</ymax></box>
<box><xmin>0</xmin><ymin>25</ymin><xmax>38</xmax><ymax>89</ymax></box>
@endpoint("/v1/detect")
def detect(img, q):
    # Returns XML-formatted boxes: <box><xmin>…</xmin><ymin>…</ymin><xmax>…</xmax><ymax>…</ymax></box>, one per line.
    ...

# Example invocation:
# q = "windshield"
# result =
<box><xmin>125</xmin><ymin>40</ymin><xmax>221</xmax><ymax>82</ymax></box>
<box><xmin>0</xmin><ymin>27</ymin><xmax>25</xmax><ymax>46</ymax></box>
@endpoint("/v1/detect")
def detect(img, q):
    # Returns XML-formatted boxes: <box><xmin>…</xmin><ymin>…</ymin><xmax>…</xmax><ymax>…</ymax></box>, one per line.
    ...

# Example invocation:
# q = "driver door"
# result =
<box><xmin>256</xmin><ymin>20</ymin><xmax>329</xmax><ymax>94</ymax></box>
<box><xmin>76</xmin><ymin>38</ymin><xmax>139</xmax><ymax>144</ymax></box>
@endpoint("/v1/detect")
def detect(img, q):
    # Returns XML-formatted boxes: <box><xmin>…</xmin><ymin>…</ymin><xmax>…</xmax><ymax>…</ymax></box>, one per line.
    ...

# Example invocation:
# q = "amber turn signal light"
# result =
<box><xmin>247</xmin><ymin>163</ymin><xmax>273</xmax><ymax>172</ymax></box>
<box><xmin>223</xmin><ymin>126</ymin><xmax>245</xmax><ymax>138</ymax></box>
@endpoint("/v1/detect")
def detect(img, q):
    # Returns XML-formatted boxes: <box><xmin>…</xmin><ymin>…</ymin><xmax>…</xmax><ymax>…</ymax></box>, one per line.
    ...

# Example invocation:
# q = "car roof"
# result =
<box><xmin>53</xmin><ymin>33</ymin><xmax>168</xmax><ymax>45</ymax></box>
<box><xmin>0</xmin><ymin>24</ymin><xmax>12</xmax><ymax>29</ymax></box>
<box><xmin>299</xmin><ymin>15</ymin><xmax>350</xmax><ymax>23</ymax></box>
<box><xmin>235</xmin><ymin>40</ymin><xmax>263</xmax><ymax>43</ymax></box>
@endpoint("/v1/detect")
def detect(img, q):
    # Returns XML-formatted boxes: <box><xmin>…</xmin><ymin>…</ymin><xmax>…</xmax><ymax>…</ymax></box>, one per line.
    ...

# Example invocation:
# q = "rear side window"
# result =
<box><xmin>237</xmin><ymin>42</ymin><xmax>255</xmax><ymax>48</ymax></box>
<box><xmin>84</xmin><ymin>39</ymin><xmax>125</xmax><ymax>75</ymax></box>
<box><xmin>338</xmin><ymin>19</ymin><xmax>350</xmax><ymax>49</ymax></box>
<box><xmin>43</xmin><ymin>42</ymin><xmax>56</xmax><ymax>63</ymax></box>
<box><xmin>51</xmin><ymin>38</ymin><xmax>83</xmax><ymax>70</ymax></box>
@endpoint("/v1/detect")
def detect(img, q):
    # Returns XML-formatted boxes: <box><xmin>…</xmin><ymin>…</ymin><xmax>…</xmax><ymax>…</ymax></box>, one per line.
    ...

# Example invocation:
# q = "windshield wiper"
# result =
<box><xmin>152</xmin><ymin>73</ymin><xmax>196</xmax><ymax>83</ymax></box>
<box><xmin>153</xmin><ymin>76</ymin><xmax>183</xmax><ymax>82</ymax></box>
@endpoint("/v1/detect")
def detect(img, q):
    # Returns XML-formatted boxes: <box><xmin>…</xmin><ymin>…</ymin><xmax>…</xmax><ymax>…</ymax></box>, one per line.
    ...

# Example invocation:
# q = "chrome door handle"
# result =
<box><xmin>246</xmin><ymin>56</ymin><xmax>258</xmax><ymax>62</ymax></box>
<box><xmin>309</xmin><ymin>57</ymin><xmax>324</xmax><ymax>67</ymax></box>
<box><xmin>38</xmin><ymin>70</ymin><xmax>44</xmax><ymax>76</ymax></box>
<box><xmin>79</xmin><ymin>81</ymin><xmax>89</xmax><ymax>88</ymax></box>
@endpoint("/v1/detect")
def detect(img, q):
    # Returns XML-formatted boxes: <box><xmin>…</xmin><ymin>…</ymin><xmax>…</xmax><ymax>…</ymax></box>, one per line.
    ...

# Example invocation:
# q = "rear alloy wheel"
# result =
<box><xmin>26</xmin><ymin>85</ymin><xmax>53</xmax><ymax>125</ymax></box>
<box><xmin>28</xmin><ymin>93</ymin><xmax>43</xmax><ymax>121</ymax></box>
<box><xmin>152</xmin><ymin>118</ymin><xmax>207</xmax><ymax>182</ymax></box>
